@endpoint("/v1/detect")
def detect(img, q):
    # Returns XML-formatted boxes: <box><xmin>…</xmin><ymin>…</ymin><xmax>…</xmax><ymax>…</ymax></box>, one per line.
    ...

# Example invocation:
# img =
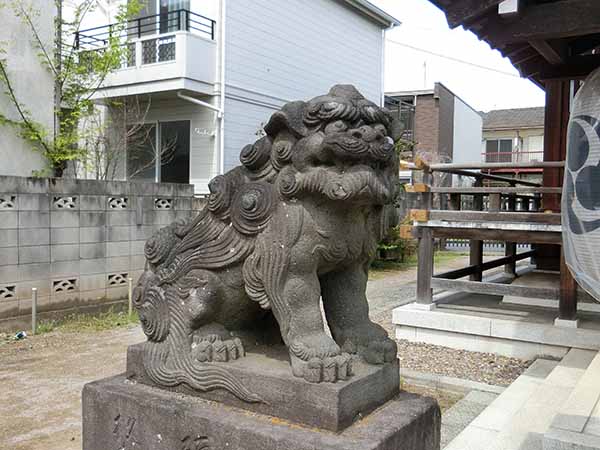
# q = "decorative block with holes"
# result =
<box><xmin>0</xmin><ymin>285</ymin><xmax>16</xmax><ymax>299</ymax></box>
<box><xmin>0</xmin><ymin>195</ymin><xmax>16</xmax><ymax>210</ymax></box>
<box><xmin>53</xmin><ymin>278</ymin><xmax>78</xmax><ymax>293</ymax></box>
<box><xmin>108</xmin><ymin>197</ymin><xmax>128</xmax><ymax>209</ymax></box>
<box><xmin>53</xmin><ymin>196</ymin><xmax>77</xmax><ymax>209</ymax></box>
<box><xmin>154</xmin><ymin>198</ymin><xmax>173</xmax><ymax>210</ymax></box>
<box><xmin>107</xmin><ymin>273</ymin><xmax>129</xmax><ymax>287</ymax></box>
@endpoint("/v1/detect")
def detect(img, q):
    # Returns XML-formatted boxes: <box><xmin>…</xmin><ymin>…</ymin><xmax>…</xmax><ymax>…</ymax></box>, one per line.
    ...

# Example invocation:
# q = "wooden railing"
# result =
<box><xmin>400</xmin><ymin>158</ymin><xmax>565</xmax><ymax>307</ymax></box>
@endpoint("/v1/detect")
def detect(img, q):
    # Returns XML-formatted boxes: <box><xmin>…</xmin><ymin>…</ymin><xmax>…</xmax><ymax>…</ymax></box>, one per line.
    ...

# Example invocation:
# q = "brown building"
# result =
<box><xmin>386</xmin><ymin>82</ymin><xmax>482</xmax><ymax>185</ymax></box>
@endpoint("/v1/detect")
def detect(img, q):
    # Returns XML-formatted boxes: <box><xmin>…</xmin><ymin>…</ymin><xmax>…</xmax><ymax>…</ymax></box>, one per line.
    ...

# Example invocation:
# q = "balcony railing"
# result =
<box><xmin>482</xmin><ymin>150</ymin><xmax>544</xmax><ymax>164</ymax></box>
<box><xmin>75</xmin><ymin>9</ymin><xmax>216</xmax><ymax>51</ymax></box>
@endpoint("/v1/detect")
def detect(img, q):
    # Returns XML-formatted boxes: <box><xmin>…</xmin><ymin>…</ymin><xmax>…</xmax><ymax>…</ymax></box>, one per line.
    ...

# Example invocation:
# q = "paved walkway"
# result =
<box><xmin>441</xmin><ymin>390</ymin><xmax>499</xmax><ymax>449</ymax></box>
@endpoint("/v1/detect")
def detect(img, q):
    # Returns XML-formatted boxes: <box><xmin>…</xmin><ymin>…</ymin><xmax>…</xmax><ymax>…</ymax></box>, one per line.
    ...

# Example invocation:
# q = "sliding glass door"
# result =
<box><xmin>127</xmin><ymin>120</ymin><xmax>190</xmax><ymax>184</ymax></box>
<box><xmin>160</xmin><ymin>120</ymin><xmax>190</xmax><ymax>184</ymax></box>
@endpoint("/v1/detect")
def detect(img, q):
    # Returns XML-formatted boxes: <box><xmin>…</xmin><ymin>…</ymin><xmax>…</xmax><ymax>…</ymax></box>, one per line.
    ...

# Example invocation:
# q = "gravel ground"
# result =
<box><xmin>372</xmin><ymin>306</ymin><xmax>532</xmax><ymax>387</ymax></box>
<box><xmin>367</xmin><ymin>255</ymin><xmax>533</xmax><ymax>387</ymax></box>
<box><xmin>395</xmin><ymin>341</ymin><xmax>532</xmax><ymax>387</ymax></box>
<box><xmin>372</xmin><ymin>305</ymin><xmax>532</xmax><ymax>387</ymax></box>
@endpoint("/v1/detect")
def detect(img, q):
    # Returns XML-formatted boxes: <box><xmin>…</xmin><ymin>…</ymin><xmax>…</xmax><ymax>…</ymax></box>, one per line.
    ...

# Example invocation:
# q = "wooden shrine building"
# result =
<box><xmin>397</xmin><ymin>0</ymin><xmax>600</xmax><ymax>346</ymax></box>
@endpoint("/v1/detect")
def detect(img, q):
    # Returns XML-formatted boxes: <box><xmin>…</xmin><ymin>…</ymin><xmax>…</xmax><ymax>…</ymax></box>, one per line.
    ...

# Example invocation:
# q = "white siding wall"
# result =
<box><xmin>0</xmin><ymin>2</ymin><xmax>54</xmax><ymax>176</ymax></box>
<box><xmin>452</xmin><ymin>97</ymin><xmax>483</xmax><ymax>165</ymax></box>
<box><xmin>222</xmin><ymin>0</ymin><xmax>385</xmax><ymax>172</ymax></box>
<box><xmin>452</xmin><ymin>96</ymin><xmax>482</xmax><ymax>187</ymax></box>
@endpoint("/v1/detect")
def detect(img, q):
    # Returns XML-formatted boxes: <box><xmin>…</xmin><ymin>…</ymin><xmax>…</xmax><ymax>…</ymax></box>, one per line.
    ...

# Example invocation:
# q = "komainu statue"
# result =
<box><xmin>133</xmin><ymin>85</ymin><xmax>401</xmax><ymax>402</ymax></box>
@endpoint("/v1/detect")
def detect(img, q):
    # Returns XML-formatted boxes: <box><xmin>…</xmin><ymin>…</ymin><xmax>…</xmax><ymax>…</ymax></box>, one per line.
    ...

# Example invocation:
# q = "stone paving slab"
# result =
<box><xmin>441</xmin><ymin>390</ymin><xmax>498</xmax><ymax>448</ymax></box>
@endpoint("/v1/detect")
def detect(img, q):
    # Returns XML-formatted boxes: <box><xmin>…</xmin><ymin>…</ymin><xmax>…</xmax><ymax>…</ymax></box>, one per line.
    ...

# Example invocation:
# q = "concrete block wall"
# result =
<box><xmin>0</xmin><ymin>176</ymin><xmax>202</xmax><ymax>330</ymax></box>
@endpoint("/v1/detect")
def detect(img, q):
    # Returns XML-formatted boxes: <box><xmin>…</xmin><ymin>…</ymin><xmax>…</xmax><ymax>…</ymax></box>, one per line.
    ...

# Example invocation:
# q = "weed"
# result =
<box><xmin>36</xmin><ymin>308</ymin><xmax>139</xmax><ymax>335</ymax></box>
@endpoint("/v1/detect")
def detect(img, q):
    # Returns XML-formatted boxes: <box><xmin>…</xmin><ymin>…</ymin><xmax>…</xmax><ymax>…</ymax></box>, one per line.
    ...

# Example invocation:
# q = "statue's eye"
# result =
<box><xmin>324</xmin><ymin>120</ymin><xmax>348</xmax><ymax>134</ymax></box>
<box><xmin>374</xmin><ymin>124</ymin><xmax>387</xmax><ymax>136</ymax></box>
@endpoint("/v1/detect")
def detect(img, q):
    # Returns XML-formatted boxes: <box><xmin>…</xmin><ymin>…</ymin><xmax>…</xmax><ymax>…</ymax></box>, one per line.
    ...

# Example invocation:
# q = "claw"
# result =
<box><xmin>291</xmin><ymin>352</ymin><xmax>353</xmax><ymax>383</ymax></box>
<box><xmin>306</xmin><ymin>358</ymin><xmax>323</xmax><ymax>383</ymax></box>
<box><xmin>190</xmin><ymin>337</ymin><xmax>247</xmax><ymax>363</ymax></box>
<box><xmin>212</xmin><ymin>340</ymin><xmax>228</xmax><ymax>362</ymax></box>
<box><xmin>225</xmin><ymin>340</ymin><xmax>239</xmax><ymax>360</ymax></box>
<box><xmin>193</xmin><ymin>340</ymin><xmax>212</xmax><ymax>362</ymax></box>
<box><xmin>233</xmin><ymin>338</ymin><xmax>245</xmax><ymax>357</ymax></box>
<box><xmin>322</xmin><ymin>357</ymin><xmax>338</xmax><ymax>382</ymax></box>
<box><xmin>334</xmin><ymin>355</ymin><xmax>349</xmax><ymax>381</ymax></box>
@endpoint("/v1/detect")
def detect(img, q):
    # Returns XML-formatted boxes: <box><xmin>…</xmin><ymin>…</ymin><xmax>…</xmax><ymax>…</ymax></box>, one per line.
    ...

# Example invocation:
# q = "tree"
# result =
<box><xmin>0</xmin><ymin>0</ymin><xmax>142</xmax><ymax>176</ymax></box>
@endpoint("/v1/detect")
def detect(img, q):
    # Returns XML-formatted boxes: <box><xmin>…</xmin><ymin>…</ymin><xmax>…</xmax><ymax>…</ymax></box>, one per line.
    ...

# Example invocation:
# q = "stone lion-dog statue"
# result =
<box><xmin>133</xmin><ymin>85</ymin><xmax>401</xmax><ymax>402</ymax></box>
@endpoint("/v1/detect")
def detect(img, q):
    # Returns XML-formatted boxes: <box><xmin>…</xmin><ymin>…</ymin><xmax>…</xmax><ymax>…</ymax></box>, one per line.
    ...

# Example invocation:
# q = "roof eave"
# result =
<box><xmin>342</xmin><ymin>0</ymin><xmax>401</xmax><ymax>28</ymax></box>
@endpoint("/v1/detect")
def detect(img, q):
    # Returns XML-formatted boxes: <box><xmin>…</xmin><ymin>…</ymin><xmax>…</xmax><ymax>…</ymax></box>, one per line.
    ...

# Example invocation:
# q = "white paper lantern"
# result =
<box><xmin>563</xmin><ymin>68</ymin><xmax>600</xmax><ymax>301</ymax></box>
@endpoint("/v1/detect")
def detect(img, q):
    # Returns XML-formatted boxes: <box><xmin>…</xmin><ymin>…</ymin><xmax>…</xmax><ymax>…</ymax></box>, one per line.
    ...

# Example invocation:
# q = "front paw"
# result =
<box><xmin>338</xmin><ymin>323</ymin><xmax>397</xmax><ymax>365</ymax></box>
<box><xmin>290</xmin><ymin>353</ymin><xmax>353</xmax><ymax>383</ymax></box>
<box><xmin>288</xmin><ymin>333</ymin><xmax>352</xmax><ymax>382</ymax></box>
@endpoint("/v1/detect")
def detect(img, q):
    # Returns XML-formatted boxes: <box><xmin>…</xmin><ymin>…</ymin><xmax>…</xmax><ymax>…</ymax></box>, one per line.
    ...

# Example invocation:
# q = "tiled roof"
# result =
<box><xmin>481</xmin><ymin>107</ymin><xmax>545</xmax><ymax>130</ymax></box>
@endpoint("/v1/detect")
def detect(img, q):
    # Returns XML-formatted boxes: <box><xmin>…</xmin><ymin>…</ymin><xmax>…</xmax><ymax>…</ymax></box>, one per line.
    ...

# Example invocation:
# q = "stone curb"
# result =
<box><xmin>399</xmin><ymin>368</ymin><xmax>506</xmax><ymax>395</ymax></box>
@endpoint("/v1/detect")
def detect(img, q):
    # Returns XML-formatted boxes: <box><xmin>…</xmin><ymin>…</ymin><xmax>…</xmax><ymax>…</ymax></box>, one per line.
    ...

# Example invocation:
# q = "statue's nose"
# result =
<box><xmin>350</xmin><ymin>126</ymin><xmax>378</xmax><ymax>142</ymax></box>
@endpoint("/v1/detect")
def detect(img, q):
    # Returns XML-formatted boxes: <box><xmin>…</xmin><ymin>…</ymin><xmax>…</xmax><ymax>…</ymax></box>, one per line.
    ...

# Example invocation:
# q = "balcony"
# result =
<box><xmin>78</xmin><ymin>10</ymin><xmax>217</xmax><ymax>99</ymax></box>
<box><xmin>482</xmin><ymin>150</ymin><xmax>544</xmax><ymax>173</ymax></box>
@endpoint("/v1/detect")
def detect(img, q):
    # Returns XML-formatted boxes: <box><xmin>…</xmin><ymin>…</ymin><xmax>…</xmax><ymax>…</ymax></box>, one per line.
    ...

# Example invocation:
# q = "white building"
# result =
<box><xmin>0</xmin><ymin>1</ymin><xmax>55</xmax><ymax>176</ymax></box>
<box><xmin>81</xmin><ymin>0</ymin><xmax>399</xmax><ymax>193</ymax></box>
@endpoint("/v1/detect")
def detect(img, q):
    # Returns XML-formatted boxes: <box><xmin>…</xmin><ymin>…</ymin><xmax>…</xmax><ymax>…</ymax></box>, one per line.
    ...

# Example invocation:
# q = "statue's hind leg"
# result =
<box><xmin>191</xmin><ymin>326</ymin><xmax>245</xmax><ymax>362</ymax></box>
<box><xmin>173</xmin><ymin>270</ymin><xmax>246</xmax><ymax>363</ymax></box>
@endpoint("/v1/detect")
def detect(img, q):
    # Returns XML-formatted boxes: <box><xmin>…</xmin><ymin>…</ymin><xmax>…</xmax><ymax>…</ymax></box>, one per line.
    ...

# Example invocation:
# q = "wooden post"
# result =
<box><xmin>489</xmin><ymin>193</ymin><xmax>501</xmax><ymax>212</ymax></box>
<box><xmin>559</xmin><ymin>249</ymin><xmax>577</xmax><ymax>321</ymax></box>
<box><xmin>533</xmin><ymin>194</ymin><xmax>542</xmax><ymax>212</ymax></box>
<box><xmin>540</xmin><ymin>81</ymin><xmax>569</xmax><ymax>274</ymax></box>
<box><xmin>470</xmin><ymin>180</ymin><xmax>484</xmax><ymax>282</ymax></box>
<box><xmin>542</xmin><ymin>80</ymin><xmax>570</xmax><ymax>213</ymax></box>
<box><xmin>449</xmin><ymin>193</ymin><xmax>461</xmax><ymax>211</ymax></box>
<box><xmin>416</xmin><ymin>169</ymin><xmax>434</xmax><ymax>305</ymax></box>
<box><xmin>417</xmin><ymin>228</ymin><xmax>434</xmax><ymax>305</ymax></box>
<box><xmin>505</xmin><ymin>194</ymin><xmax>517</xmax><ymax>276</ymax></box>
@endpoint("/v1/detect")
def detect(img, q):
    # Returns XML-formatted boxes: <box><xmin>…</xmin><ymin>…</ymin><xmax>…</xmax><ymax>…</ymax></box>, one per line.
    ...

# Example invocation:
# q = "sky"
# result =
<box><xmin>371</xmin><ymin>0</ymin><xmax>546</xmax><ymax>112</ymax></box>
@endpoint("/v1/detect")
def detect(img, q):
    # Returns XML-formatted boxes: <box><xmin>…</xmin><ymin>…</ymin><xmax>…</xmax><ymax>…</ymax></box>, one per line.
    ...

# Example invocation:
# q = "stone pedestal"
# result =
<box><xmin>82</xmin><ymin>344</ymin><xmax>441</xmax><ymax>450</ymax></box>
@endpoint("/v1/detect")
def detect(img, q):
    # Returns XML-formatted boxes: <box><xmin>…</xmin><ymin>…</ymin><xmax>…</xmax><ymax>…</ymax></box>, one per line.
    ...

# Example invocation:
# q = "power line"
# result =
<box><xmin>387</xmin><ymin>39</ymin><xmax>522</xmax><ymax>79</ymax></box>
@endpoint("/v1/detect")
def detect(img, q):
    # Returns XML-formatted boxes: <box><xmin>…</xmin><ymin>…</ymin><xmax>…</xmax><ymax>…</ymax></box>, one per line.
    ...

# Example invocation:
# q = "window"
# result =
<box><xmin>159</xmin><ymin>0</ymin><xmax>190</xmax><ymax>33</ymax></box>
<box><xmin>485</xmin><ymin>139</ymin><xmax>513</xmax><ymax>162</ymax></box>
<box><xmin>127</xmin><ymin>120</ymin><xmax>190</xmax><ymax>184</ymax></box>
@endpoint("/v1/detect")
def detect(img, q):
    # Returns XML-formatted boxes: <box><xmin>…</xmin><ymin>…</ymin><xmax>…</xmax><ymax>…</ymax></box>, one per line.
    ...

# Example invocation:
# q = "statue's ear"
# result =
<box><xmin>264</xmin><ymin>101</ymin><xmax>308</xmax><ymax>138</ymax></box>
<box><xmin>389</xmin><ymin>118</ymin><xmax>404</xmax><ymax>142</ymax></box>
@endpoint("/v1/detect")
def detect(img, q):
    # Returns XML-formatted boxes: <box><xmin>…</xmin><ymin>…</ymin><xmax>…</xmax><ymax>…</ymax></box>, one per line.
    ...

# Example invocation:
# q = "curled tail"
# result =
<box><xmin>143</xmin><ymin>342</ymin><xmax>262</xmax><ymax>403</ymax></box>
<box><xmin>134</xmin><ymin>280</ymin><xmax>262</xmax><ymax>404</ymax></box>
